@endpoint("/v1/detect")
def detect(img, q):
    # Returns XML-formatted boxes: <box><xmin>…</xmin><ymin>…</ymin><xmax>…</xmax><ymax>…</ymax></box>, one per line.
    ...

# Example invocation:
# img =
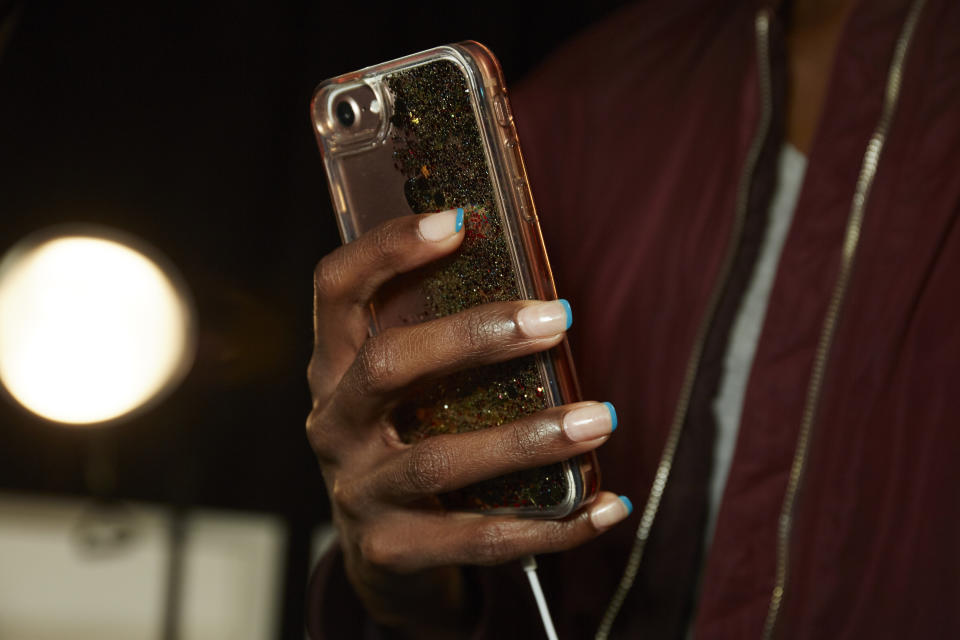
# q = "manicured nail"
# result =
<box><xmin>563</xmin><ymin>402</ymin><xmax>616</xmax><ymax>442</ymax></box>
<box><xmin>558</xmin><ymin>299</ymin><xmax>572</xmax><ymax>330</ymax></box>
<box><xmin>590</xmin><ymin>495</ymin><xmax>633</xmax><ymax>529</ymax></box>
<box><xmin>419</xmin><ymin>208</ymin><xmax>463</xmax><ymax>242</ymax></box>
<box><xmin>515</xmin><ymin>299</ymin><xmax>572</xmax><ymax>338</ymax></box>
<box><xmin>603</xmin><ymin>402</ymin><xmax>618</xmax><ymax>431</ymax></box>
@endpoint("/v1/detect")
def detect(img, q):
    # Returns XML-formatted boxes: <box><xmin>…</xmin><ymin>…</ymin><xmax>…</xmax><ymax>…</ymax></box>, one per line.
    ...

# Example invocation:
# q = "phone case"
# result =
<box><xmin>311</xmin><ymin>42</ymin><xmax>598</xmax><ymax>518</ymax></box>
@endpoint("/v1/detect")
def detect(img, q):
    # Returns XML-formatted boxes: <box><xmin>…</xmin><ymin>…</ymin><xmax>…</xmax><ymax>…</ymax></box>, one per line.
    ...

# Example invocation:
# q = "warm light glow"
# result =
<box><xmin>0</xmin><ymin>234</ymin><xmax>194</xmax><ymax>424</ymax></box>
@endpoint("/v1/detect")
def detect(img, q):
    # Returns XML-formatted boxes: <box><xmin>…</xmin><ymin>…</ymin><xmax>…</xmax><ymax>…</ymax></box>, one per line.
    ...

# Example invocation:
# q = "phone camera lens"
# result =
<box><xmin>336</xmin><ymin>100</ymin><xmax>356</xmax><ymax>127</ymax></box>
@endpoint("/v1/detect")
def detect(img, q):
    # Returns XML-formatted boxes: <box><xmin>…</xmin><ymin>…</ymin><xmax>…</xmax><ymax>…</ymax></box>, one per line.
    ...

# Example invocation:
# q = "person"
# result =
<box><xmin>306</xmin><ymin>0</ymin><xmax>960</xmax><ymax>637</ymax></box>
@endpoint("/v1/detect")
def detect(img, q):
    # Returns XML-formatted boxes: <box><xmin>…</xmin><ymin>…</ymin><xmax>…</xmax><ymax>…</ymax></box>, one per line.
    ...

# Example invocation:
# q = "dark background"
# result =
<box><xmin>0</xmin><ymin>0</ymin><xmax>628</xmax><ymax>636</ymax></box>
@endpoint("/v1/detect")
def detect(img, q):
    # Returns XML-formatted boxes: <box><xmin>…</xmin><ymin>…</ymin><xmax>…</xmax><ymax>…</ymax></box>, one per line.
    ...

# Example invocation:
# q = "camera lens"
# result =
<box><xmin>336</xmin><ymin>100</ymin><xmax>356</xmax><ymax>127</ymax></box>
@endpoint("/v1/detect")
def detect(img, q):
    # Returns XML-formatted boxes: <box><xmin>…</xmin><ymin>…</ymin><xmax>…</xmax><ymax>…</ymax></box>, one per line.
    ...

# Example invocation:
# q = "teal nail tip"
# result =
<box><xmin>558</xmin><ymin>298</ymin><xmax>573</xmax><ymax>330</ymax></box>
<box><xmin>603</xmin><ymin>402</ymin><xmax>618</xmax><ymax>431</ymax></box>
<box><xmin>455</xmin><ymin>207</ymin><xmax>464</xmax><ymax>233</ymax></box>
<box><xmin>618</xmin><ymin>495</ymin><xmax>634</xmax><ymax>515</ymax></box>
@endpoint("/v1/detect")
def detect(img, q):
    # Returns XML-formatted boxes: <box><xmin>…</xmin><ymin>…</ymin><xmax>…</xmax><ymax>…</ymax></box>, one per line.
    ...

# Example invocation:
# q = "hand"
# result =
<box><xmin>307</xmin><ymin>209</ymin><xmax>631</xmax><ymax>638</ymax></box>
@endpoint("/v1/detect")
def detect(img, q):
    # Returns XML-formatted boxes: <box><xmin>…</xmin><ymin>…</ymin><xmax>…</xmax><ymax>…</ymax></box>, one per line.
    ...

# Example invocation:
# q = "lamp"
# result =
<box><xmin>0</xmin><ymin>227</ymin><xmax>195</xmax><ymax>425</ymax></box>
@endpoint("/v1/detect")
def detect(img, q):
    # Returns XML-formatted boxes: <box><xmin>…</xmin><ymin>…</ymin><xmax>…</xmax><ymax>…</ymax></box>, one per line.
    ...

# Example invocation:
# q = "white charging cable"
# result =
<box><xmin>521</xmin><ymin>555</ymin><xmax>559</xmax><ymax>640</ymax></box>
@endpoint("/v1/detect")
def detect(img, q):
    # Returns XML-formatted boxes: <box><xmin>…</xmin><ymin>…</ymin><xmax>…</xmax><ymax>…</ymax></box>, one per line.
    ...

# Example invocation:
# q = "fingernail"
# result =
<box><xmin>590</xmin><ymin>495</ymin><xmax>633</xmax><ymax>529</ymax></box>
<box><xmin>515</xmin><ymin>299</ymin><xmax>572</xmax><ymax>338</ymax></box>
<box><xmin>563</xmin><ymin>402</ymin><xmax>617</xmax><ymax>442</ymax></box>
<box><xmin>419</xmin><ymin>208</ymin><xmax>463</xmax><ymax>242</ymax></box>
<box><xmin>604</xmin><ymin>402</ymin><xmax>618</xmax><ymax>431</ymax></box>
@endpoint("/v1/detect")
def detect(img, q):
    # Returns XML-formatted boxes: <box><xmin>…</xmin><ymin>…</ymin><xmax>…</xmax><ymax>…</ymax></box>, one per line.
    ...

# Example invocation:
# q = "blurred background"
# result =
<box><xmin>0</xmin><ymin>0</ymin><xmax>628</xmax><ymax>637</ymax></box>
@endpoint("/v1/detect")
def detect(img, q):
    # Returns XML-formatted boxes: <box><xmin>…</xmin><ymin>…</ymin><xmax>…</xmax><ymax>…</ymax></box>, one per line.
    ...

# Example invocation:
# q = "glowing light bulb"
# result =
<box><xmin>0</xmin><ymin>232</ymin><xmax>195</xmax><ymax>425</ymax></box>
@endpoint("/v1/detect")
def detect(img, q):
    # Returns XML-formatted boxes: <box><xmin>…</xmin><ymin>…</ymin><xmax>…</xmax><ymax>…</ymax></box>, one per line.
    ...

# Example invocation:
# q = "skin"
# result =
<box><xmin>786</xmin><ymin>0</ymin><xmax>858</xmax><ymax>154</ymax></box>
<box><xmin>307</xmin><ymin>213</ymin><xmax>625</xmax><ymax>638</ymax></box>
<box><xmin>307</xmin><ymin>1</ymin><xmax>859</xmax><ymax>636</ymax></box>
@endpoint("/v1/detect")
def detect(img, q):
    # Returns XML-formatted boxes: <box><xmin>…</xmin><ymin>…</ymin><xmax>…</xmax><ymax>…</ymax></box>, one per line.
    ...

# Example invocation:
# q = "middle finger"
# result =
<box><xmin>330</xmin><ymin>298</ymin><xmax>573</xmax><ymax>425</ymax></box>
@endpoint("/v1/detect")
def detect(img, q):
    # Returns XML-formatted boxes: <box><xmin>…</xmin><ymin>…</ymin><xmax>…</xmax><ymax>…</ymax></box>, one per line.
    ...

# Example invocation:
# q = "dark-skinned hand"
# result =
<box><xmin>306</xmin><ymin>209</ymin><xmax>631</xmax><ymax>638</ymax></box>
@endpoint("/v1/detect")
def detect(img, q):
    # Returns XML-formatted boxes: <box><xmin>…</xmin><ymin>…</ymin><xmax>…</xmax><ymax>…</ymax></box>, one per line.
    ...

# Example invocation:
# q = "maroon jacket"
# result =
<box><xmin>309</xmin><ymin>1</ymin><xmax>960</xmax><ymax>637</ymax></box>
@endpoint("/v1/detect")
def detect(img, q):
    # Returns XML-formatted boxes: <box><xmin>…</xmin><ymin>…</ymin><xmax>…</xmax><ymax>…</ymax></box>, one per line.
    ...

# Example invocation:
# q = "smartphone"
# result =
<box><xmin>311</xmin><ymin>41</ymin><xmax>598</xmax><ymax>518</ymax></box>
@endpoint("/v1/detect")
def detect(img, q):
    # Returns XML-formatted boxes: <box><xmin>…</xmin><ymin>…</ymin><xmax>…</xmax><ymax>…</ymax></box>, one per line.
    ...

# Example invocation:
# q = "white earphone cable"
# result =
<box><xmin>521</xmin><ymin>555</ymin><xmax>559</xmax><ymax>640</ymax></box>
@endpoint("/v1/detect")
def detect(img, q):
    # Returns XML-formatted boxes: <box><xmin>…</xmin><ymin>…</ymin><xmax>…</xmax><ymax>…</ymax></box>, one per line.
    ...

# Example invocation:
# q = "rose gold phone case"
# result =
<box><xmin>311</xmin><ymin>42</ymin><xmax>598</xmax><ymax>518</ymax></box>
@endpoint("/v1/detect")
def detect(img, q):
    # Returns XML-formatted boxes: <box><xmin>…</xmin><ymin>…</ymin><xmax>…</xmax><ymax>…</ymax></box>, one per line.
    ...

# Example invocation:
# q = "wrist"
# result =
<box><xmin>348</xmin><ymin>560</ymin><xmax>479</xmax><ymax>640</ymax></box>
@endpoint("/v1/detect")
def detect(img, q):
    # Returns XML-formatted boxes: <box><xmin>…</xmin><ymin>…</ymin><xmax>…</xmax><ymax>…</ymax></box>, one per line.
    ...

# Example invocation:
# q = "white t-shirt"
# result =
<box><xmin>705</xmin><ymin>143</ymin><xmax>808</xmax><ymax>548</ymax></box>
<box><xmin>685</xmin><ymin>144</ymin><xmax>807</xmax><ymax>640</ymax></box>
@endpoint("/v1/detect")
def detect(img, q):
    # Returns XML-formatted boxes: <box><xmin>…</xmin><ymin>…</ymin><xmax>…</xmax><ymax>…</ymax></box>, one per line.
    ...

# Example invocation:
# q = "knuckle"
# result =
<box><xmin>363</xmin><ymin>222</ymin><xmax>404</xmax><ymax>268</ymax></box>
<box><xmin>402</xmin><ymin>440</ymin><xmax>452</xmax><ymax>495</ymax></box>
<box><xmin>539</xmin><ymin>521</ymin><xmax>575</xmax><ymax>552</ymax></box>
<box><xmin>306</xmin><ymin>354</ymin><xmax>322</xmax><ymax>388</ymax></box>
<box><xmin>312</xmin><ymin>254</ymin><xmax>343</xmax><ymax>301</ymax></box>
<box><xmin>460</xmin><ymin>307</ymin><xmax>502</xmax><ymax>354</ymax></box>
<box><xmin>329</xmin><ymin>478</ymin><xmax>360</xmax><ymax>515</ymax></box>
<box><xmin>305</xmin><ymin>408</ymin><xmax>335</xmax><ymax>462</ymax></box>
<box><xmin>305</xmin><ymin>407</ymin><xmax>322</xmax><ymax>443</ymax></box>
<box><xmin>470</xmin><ymin>522</ymin><xmax>512</xmax><ymax>565</ymax></box>
<box><xmin>507</xmin><ymin>419</ymin><xmax>549</xmax><ymax>462</ymax></box>
<box><xmin>352</xmin><ymin>334</ymin><xmax>401</xmax><ymax>395</ymax></box>
<box><xmin>359</xmin><ymin>530</ymin><xmax>404</xmax><ymax>572</ymax></box>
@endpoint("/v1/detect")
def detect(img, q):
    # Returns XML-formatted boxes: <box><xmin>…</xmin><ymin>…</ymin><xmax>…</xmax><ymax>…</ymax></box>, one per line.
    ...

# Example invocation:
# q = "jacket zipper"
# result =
<box><xmin>594</xmin><ymin>10</ymin><xmax>774</xmax><ymax>639</ymax></box>
<box><xmin>761</xmin><ymin>0</ymin><xmax>927</xmax><ymax>637</ymax></box>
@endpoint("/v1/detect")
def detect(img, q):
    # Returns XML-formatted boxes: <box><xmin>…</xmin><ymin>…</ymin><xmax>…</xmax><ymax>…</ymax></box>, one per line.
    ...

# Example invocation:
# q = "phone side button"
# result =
<box><xmin>494</xmin><ymin>95</ymin><xmax>510</xmax><ymax>127</ymax></box>
<box><xmin>515</xmin><ymin>177</ymin><xmax>536</xmax><ymax>223</ymax></box>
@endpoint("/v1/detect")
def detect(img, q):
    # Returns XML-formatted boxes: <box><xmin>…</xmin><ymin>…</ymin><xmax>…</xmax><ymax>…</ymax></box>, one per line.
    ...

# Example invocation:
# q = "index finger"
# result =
<box><xmin>311</xmin><ymin>208</ymin><xmax>464</xmax><ymax>393</ymax></box>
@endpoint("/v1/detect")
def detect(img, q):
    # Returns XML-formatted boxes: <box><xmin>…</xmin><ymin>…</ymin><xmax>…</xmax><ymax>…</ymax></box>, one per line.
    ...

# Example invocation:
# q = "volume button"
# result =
<box><xmin>494</xmin><ymin>95</ymin><xmax>509</xmax><ymax>126</ymax></box>
<box><xmin>506</xmin><ymin>138</ymin><xmax>523</xmax><ymax>169</ymax></box>
<box><xmin>515</xmin><ymin>177</ymin><xmax>535</xmax><ymax>223</ymax></box>
<box><xmin>506</xmin><ymin>138</ymin><xmax>535</xmax><ymax>222</ymax></box>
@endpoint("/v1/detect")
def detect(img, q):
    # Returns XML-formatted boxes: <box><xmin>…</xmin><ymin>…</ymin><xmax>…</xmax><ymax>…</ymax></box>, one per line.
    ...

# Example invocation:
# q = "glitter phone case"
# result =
<box><xmin>311</xmin><ymin>42</ymin><xmax>598</xmax><ymax>518</ymax></box>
